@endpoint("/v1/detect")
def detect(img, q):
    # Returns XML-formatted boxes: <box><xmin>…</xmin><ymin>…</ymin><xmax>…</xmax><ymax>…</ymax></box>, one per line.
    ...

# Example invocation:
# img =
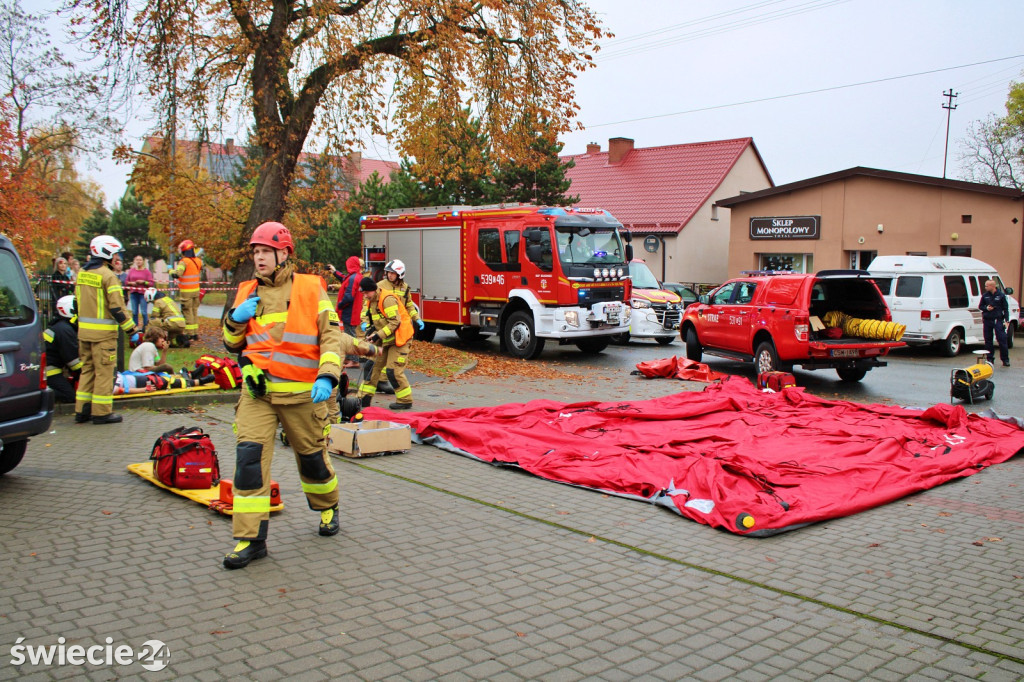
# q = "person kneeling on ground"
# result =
<box><xmin>129</xmin><ymin>328</ymin><xmax>175</xmax><ymax>374</ymax></box>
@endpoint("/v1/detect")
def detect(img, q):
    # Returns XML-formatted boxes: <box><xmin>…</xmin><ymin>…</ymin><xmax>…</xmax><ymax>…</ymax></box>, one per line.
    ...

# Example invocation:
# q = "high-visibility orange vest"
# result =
<box><xmin>378</xmin><ymin>290</ymin><xmax>414</xmax><ymax>347</ymax></box>
<box><xmin>233</xmin><ymin>275</ymin><xmax>322</xmax><ymax>383</ymax></box>
<box><xmin>177</xmin><ymin>256</ymin><xmax>203</xmax><ymax>293</ymax></box>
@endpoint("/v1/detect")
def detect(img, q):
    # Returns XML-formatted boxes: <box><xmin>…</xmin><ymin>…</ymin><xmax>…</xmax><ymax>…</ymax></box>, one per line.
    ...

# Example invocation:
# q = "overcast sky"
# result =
<box><xmin>70</xmin><ymin>0</ymin><xmax>1024</xmax><ymax>204</ymax></box>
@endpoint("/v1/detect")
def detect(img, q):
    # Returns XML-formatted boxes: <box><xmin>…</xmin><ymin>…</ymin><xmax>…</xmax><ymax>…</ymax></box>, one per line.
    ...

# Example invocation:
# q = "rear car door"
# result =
<box><xmin>718</xmin><ymin>280</ymin><xmax>759</xmax><ymax>353</ymax></box>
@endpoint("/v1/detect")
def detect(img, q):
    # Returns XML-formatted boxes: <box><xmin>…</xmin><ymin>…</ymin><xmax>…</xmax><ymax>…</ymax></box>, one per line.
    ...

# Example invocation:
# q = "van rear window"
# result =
<box><xmin>944</xmin><ymin>275</ymin><xmax>969</xmax><ymax>308</ymax></box>
<box><xmin>894</xmin><ymin>276</ymin><xmax>923</xmax><ymax>297</ymax></box>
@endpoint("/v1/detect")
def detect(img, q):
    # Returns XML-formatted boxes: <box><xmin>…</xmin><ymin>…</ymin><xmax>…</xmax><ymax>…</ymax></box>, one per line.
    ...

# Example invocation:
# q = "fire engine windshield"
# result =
<box><xmin>555</xmin><ymin>227</ymin><xmax>625</xmax><ymax>266</ymax></box>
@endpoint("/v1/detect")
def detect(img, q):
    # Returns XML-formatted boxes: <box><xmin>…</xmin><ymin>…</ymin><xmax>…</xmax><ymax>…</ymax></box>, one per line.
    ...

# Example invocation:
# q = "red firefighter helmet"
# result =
<box><xmin>250</xmin><ymin>222</ymin><xmax>294</xmax><ymax>254</ymax></box>
<box><xmin>178</xmin><ymin>239</ymin><xmax>195</xmax><ymax>252</ymax></box>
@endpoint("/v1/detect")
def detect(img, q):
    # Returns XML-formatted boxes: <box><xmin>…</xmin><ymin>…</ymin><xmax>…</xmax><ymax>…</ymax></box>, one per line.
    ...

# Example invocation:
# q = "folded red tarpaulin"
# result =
<box><xmin>634</xmin><ymin>355</ymin><xmax>725</xmax><ymax>382</ymax></box>
<box><xmin>364</xmin><ymin>377</ymin><xmax>1024</xmax><ymax>536</ymax></box>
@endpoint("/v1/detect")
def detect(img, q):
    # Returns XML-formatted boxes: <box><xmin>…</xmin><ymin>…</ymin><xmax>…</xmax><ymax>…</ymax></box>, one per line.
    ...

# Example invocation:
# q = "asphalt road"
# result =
<box><xmin>426</xmin><ymin>329</ymin><xmax>1024</xmax><ymax>419</ymax></box>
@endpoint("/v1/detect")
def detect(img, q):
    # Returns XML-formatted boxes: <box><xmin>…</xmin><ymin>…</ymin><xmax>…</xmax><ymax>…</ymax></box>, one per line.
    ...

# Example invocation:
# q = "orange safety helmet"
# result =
<box><xmin>250</xmin><ymin>221</ymin><xmax>294</xmax><ymax>253</ymax></box>
<box><xmin>178</xmin><ymin>239</ymin><xmax>195</xmax><ymax>252</ymax></box>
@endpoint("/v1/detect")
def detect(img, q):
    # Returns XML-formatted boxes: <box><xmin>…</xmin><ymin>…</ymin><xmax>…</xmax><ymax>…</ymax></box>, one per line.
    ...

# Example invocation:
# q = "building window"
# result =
<box><xmin>961</xmin><ymin>215</ymin><xmax>972</xmax><ymax>224</ymax></box>
<box><xmin>711</xmin><ymin>204</ymin><xmax>719</xmax><ymax>221</ymax></box>
<box><xmin>847</xmin><ymin>250</ymin><xmax>877</xmax><ymax>270</ymax></box>
<box><xmin>758</xmin><ymin>253</ymin><xmax>813</xmax><ymax>273</ymax></box>
<box><xmin>906</xmin><ymin>251</ymin><xmax>927</xmax><ymax>256</ymax></box>
<box><xmin>946</xmin><ymin>246</ymin><xmax>972</xmax><ymax>257</ymax></box>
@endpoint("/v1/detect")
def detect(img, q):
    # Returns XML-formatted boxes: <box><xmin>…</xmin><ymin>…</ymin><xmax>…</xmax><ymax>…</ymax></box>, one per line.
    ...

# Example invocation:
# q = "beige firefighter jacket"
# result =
<box><xmin>75</xmin><ymin>261</ymin><xmax>135</xmax><ymax>342</ymax></box>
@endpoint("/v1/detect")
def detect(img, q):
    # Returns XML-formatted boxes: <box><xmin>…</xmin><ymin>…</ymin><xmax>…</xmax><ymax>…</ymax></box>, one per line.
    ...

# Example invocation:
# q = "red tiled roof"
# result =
<box><xmin>562</xmin><ymin>138</ymin><xmax>771</xmax><ymax>234</ymax></box>
<box><xmin>142</xmin><ymin>137</ymin><xmax>398</xmax><ymax>186</ymax></box>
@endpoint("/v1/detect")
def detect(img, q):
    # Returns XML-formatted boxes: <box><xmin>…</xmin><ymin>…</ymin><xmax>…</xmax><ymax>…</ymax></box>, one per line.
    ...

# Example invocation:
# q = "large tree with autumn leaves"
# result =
<box><xmin>71</xmin><ymin>0</ymin><xmax>608</xmax><ymax>279</ymax></box>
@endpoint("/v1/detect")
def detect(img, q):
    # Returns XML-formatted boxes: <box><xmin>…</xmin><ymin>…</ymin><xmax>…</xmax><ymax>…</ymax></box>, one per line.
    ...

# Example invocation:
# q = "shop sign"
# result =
<box><xmin>749</xmin><ymin>216</ymin><xmax>820</xmax><ymax>240</ymax></box>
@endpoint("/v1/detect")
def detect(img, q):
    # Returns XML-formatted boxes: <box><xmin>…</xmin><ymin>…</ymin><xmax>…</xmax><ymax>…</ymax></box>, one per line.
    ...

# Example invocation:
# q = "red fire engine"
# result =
<box><xmin>361</xmin><ymin>204</ymin><xmax>634</xmax><ymax>359</ymax></box>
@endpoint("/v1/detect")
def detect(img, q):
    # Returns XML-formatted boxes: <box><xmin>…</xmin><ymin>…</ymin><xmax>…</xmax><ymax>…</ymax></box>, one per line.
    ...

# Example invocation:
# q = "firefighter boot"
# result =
<box><xmin>319</xmin><ymin>505</ymin><xmax>340</xmax><ymax>536</ymax></box>
<box><xmin>92</xmin><ymin>413</ymin><xmax>123</xmax><ymax>424</ymax></box>
<box><xmin>360</xmin><ymin>394</ymin><xmax>372</xmax><ymax>408</ymax></box>
<box><xmin>389</xmin><ymin>402</ymin><xmax>412</xmax><ymax>410</ymax></box>
<box><xmin>223</xmin><ymin>539</ymin><xmax>267</xmax><ymax>569</ymax></box>
<box><xmin>74</xmin><ymin>404</ymin><xmax>92</xmax><ymax>423</ymax></box>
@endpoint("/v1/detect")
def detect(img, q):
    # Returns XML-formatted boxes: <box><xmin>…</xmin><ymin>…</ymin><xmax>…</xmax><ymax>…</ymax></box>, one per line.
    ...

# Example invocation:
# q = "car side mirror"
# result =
<box><xmin>625</xmin><ymin>244</ymin><xmax>633</xmax><ymax>261</ymax></box>
<box><xmin>1006</xmin><ymin>287</ymin><xmax>1015</xmax><ymax>296</ymax></box>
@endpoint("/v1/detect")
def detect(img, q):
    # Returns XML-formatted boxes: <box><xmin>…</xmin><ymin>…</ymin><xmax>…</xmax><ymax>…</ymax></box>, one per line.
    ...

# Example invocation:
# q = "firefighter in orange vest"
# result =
<box><xmin>171</xmin><ymin>239</ymin><xmax>203</xmax><ymax>340</ymax></box>
<box><xmin>221</xmin><ymin>222</ymin><xmax>380</xmax><ymax>569</ymax></box>
<box><xmin>357</xmin><ymin>277</ymin><xmax>414</xmax><ymax>410</ymax></box>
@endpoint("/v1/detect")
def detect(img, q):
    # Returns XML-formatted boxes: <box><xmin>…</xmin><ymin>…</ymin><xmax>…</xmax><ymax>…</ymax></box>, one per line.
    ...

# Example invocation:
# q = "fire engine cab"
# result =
<box><xmin>361</xmin><ymin>204</ymin><xmax>634</xmax><ymax>359</ymax></box>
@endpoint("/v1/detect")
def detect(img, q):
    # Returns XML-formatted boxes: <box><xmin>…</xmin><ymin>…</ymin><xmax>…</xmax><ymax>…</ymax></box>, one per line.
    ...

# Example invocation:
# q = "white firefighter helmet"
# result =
<box><xmin>55</xmin><ymin>295</ymin><xmax>76</xmax><ymax>319</ymax></box>
<box><xmin>144</xmin><ymin>287</ymin><xmax>158</xmax><ymax>303</ymax></box>
<box><xmin>90</xmin><ymin>235</ymin><xmax>124</xmax><ymax>260</ymax></box>
<box><xmin>384</xmin><ymin>259</ymin><xmax>406</xmax><ymax>278</ymax></box>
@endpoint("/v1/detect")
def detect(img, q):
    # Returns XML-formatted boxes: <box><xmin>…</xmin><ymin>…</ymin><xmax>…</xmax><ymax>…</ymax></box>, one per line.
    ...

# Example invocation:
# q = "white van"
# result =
<box><xmin>866</xmin><ymin>255</ymin><xmax>1019</xmax><ymax>356</ymax></box>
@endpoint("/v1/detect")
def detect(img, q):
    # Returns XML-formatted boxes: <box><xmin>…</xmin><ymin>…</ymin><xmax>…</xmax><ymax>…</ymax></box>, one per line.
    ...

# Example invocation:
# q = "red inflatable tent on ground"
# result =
<box><xmin>365</xmin><ymin>377</ymin><xmax>1024</xmax><ymax>535</ymax></box>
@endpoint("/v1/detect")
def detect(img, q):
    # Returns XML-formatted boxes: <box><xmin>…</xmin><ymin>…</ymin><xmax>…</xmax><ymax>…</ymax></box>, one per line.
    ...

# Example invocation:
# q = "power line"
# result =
<box><xmin>584</xmin><ymin>54</ymin><xmax>1024</xmax><ymax>129</ymax></box>
<box><xmin>598</xmin><ymin>0</ymin><xmax>850</xmax><ymax>62</ymax></box>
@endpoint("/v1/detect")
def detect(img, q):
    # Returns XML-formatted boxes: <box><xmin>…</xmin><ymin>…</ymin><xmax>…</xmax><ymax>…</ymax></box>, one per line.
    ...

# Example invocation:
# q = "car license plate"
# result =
<box><xmin>831</xmin><ymin>349</ymin><xmax>860</xmax><ymax>358</ymax></box>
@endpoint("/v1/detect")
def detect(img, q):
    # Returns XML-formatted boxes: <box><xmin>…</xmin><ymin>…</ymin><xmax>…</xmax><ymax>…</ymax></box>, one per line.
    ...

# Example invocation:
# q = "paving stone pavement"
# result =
<box><xmin>1</xmin><ymin>368</ymin><xmax>1022</xmax><ymax>681</ymax></box>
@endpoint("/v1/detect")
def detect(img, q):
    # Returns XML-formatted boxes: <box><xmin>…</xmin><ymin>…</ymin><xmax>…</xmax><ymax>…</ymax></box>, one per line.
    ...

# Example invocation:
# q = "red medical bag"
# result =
<box><xmin>150</xmin><ymin>426</ymin><xmax>221</xmax><ymax>489</ymax></box>
<box><xmin>757</xmin><ymin>371</ymin><xmax>797</xmax><ymax>391</ymax></box>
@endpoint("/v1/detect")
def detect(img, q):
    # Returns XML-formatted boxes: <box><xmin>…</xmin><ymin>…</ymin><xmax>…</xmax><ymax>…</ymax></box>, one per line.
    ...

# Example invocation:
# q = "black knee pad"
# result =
<box><xmin>298</xmin><ymin>451</ymin><xmax>331</xmax><ymax>481</ymax></box>
<box><xmin>386</xmin><ymin>368</ymin><xmax>398</xmax><ymax>388</ymax></box>
<box><xmin>234</xmin><ymin>441</ymin><xmax>264</xmax><ymax>490</ymax></box>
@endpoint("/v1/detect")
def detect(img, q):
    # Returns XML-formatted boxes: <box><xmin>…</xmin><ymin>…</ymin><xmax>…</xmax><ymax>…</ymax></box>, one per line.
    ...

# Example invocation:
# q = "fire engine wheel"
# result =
<box><xmin>685</xmin><ymin>328</ymin><xmax>702</xmax><ymax>362</ymax></box>
<box><xmin>836</xmin><ymin>365</ymin><xmax>868</xmax><ymax>383</ymax></box>
<box><xmin>754</xmin><ymin>341</ymin><xmax>779</xmax><ymax>374</ymax></box>
<box><xmin>939</xmin><ymin>328</ymin><xmax>963</xmax><ymax>357</ymax></box>
<box><xmin>455</xmin><ymin>327</ymin><xmax>490</xmax><ymax>344</ymax></box>
<box><xmin>575</xmin><ymin>338</ymin><xmax>609</xmax><ymax>354</ymax></box>
<box><xmin>414</xmin><ymin>323</ymin><xmax>436</xmax><ymax>342</ymax></box>
<box><xmin>504</xmin><ymin>311</ymin><xmax>545</xmax><ymax>359</ymax></box>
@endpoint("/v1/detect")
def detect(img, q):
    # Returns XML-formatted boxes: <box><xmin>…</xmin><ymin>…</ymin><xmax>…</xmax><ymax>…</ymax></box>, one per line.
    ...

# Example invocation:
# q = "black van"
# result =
<box><xmin>0</xmin><ymin>234</ymin><xmax>54</xmax><ymax>475</ymax></box>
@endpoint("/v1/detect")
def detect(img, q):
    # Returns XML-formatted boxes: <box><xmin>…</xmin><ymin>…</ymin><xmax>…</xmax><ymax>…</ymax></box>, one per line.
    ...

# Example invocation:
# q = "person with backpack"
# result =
<box><xmin>221</xmin><ymin>221</ymin><xmax>380</xmax><ymax>569</ymax></box>
<box><xmin>327</xmin><ymin>256</ymin><xmax>364</xmax><ymax>368</ymax></box>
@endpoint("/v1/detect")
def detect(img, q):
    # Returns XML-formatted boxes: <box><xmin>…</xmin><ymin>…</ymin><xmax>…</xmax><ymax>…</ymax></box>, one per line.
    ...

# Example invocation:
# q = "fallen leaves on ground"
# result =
<box><xmin>410</xmin><ymin>341</ymin><xmax>590</xmax><ymax>381</ymax></box>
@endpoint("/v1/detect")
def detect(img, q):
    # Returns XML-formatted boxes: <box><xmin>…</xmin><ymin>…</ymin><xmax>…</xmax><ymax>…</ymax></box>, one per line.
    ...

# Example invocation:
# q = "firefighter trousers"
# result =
<box><xmin>231</xmin><ymin>393</ymin><xmax>338</xmax><ymax>539</ymax></box>
<box><xmin>75</xmin><ymin>338</ymin><xmax>117</xmax><ymax>417</ymax></box>
<box><xmin>357</xmin><ymin>343</ymin><xmax>412</xmax><ymax>404</ymax></box>
<box><xmin>179</xmin><ymin>290</ymin><xmax>200</xmax><ymax>336</ymax></box>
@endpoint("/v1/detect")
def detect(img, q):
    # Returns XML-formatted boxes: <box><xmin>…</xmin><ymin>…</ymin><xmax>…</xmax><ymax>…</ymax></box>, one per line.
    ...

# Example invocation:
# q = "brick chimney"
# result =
<box><xmin>608</xmin><ymin>137</ymin><xmax>634</xmax><ymax>164</ymax></box>
<box><xmin>349</xmin><ymin>151</ymin><xmax>362</xmax><ymax>170</ymax></box>
<box><xmin>225</xmin><ymin>138</ymin><xmax>234</xmax><ymax>154</ymax></box>
<box><xmin>586</xmin><ymin>142</ymin><xmax>601</xmax><ymax>155</ymax></box>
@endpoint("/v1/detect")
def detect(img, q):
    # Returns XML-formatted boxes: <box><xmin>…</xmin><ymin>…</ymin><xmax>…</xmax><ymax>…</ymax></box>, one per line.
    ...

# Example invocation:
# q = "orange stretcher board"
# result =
<box><xmin>127</xmin><ymin>461</ymin><xmax>284</xmax><ymax>515</ymax></box>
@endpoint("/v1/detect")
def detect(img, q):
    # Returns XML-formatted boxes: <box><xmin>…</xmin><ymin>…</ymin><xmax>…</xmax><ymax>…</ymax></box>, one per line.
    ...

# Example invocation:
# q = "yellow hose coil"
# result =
<box><xmin>823</xmin><ymin>310</ymin><xmax>905</xmax><ymax>341</ymax></box>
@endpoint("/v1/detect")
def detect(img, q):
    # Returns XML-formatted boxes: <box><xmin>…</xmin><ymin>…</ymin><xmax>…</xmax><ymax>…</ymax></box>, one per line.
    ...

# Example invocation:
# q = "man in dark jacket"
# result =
<box><xmin>980</xmin><ymin>279</ymin><xmax>1010</xmax><ymax>367</ymax></box>
<box><xmin>44</xmin><ymin>295</ymin><xmax>82</xmax><ymax>403</ymax></box>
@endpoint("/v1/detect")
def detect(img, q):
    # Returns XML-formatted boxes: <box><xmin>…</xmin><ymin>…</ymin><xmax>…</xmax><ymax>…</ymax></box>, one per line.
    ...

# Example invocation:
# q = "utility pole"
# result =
<box><xmin>942</xmin><ymin>88</ymin><xmax>958</xmax><ymax>179</ymax></box>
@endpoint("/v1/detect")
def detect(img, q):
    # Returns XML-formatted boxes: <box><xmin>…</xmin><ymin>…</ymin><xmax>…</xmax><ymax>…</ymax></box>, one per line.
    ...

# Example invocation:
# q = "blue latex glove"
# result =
<box><xmin>310</xmin><ymin>376</ymin><xmax>333</xmax><ymax>403</ymax></box>
<box><xmin>360</xmin><ymin>321</ymin><xmax>369</xmax><ymax>332</ymax></box>
<box><xmin>416</xmin><ymin>319</ymin><xmax>425</xmax><ymax>331</ymax></box>
<box><xmin>130</xmin><ymin>332</ymin><xmax>142</xmax><ymax>345</ymax></box>
<box><xmin>231</xmin><ymin>296</ymin><xmax>260</xmax><ymax>323</ymax></box>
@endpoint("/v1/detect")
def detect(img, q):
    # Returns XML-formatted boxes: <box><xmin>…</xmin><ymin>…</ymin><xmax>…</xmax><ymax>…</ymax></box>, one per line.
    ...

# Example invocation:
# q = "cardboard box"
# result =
<box><xmin>328</xmin><ymin>420</ymin><xmax>412</xmax><ymax>458</ymax></box>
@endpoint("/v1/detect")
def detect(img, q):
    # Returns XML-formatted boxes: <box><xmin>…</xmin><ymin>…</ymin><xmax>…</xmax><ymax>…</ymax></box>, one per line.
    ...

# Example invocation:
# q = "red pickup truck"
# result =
<box><xmin>680</xmin><ymin>271</ymin><xmax>905</xmax><ymax>382</ymax></box>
